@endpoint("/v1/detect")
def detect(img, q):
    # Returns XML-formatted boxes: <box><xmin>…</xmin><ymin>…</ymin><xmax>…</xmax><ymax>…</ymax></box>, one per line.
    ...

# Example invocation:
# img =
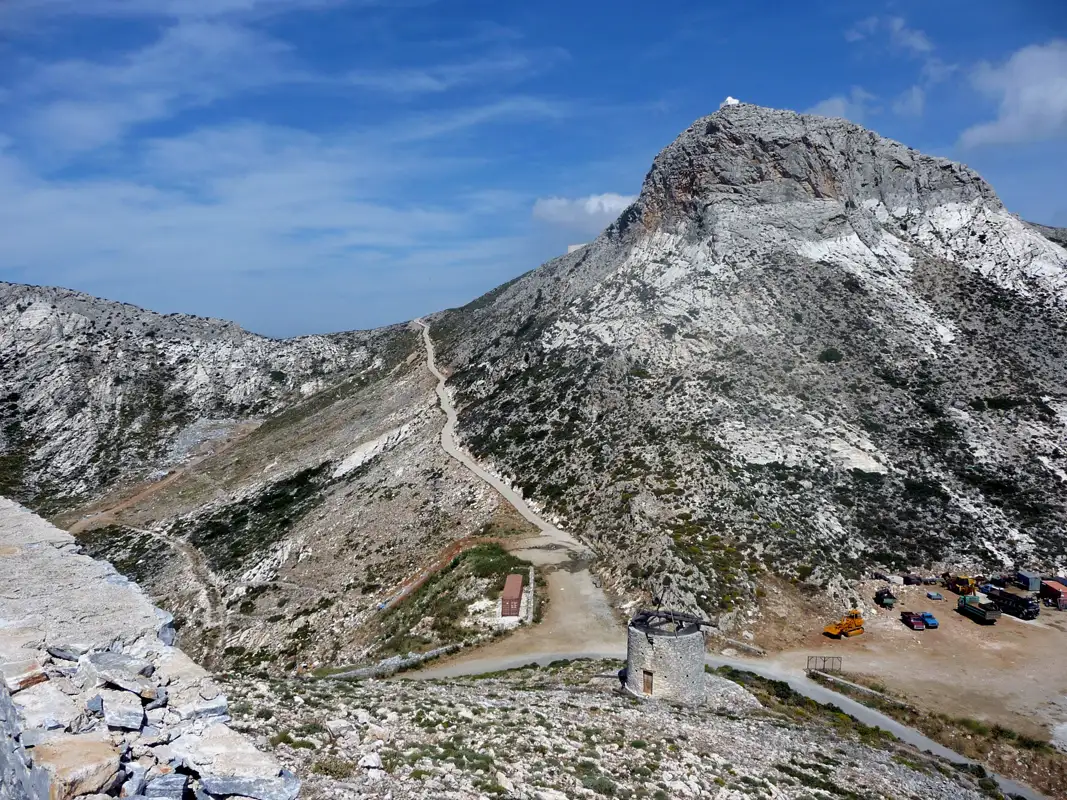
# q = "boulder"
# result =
<box><xmin>174</xmin><ymin>694</ymin><xmax>228</xmax><ymax>721</ymax></box>
<box><xmin>358</xmin><ymin>752</ymin><xmax>382</xmax><ymax>769</ymax></box>
<box><xmin>31</xmin><ymin>732</ymin><xmax>120</xmax><ymax>800</ymax></box>
<box><xmin>1</xmin><ymin>657</ymin><xmax>48</xmax><ymax>692</ymax></box>
<box><xmin>325</xmin><ymin>718</ymin><xmax>353</xmax><ymax>738</ymax></box>
<box><xmin>12</xmin><ymin>679</ymin><xmax>79</xmax><ymax>730</ymax></box>
<box><xmin>366</xmin><ymin>722</ymin><xmax>393</xmax><ymax>742</ymax></box>
<box><xmin>83</xmin><ymin>652</ymin><xmax>159</xmax><ymax>699</ymax></box>
<box><xmin>100</xmin><ymin>688</ymin><xmax>146</xmax><ymax>730</ymax></box>
<box><xmin>199</xmin><ymin>773</ymin><xmax>301</xmax><ymax>800</ymax></box>
<box><xmin>47</xmin><ymin>643</ymin><xmax>91</xmax><ymax>662</ymax></box>
<box><xmin>144</xmin><ymin>772</ymin><xmax>187</xmax><ymax>799</ymax></box>
<box><xmin>122</xmin><ymin>762</ymin><xmax>147</xmax><ymax>797</ymax></box>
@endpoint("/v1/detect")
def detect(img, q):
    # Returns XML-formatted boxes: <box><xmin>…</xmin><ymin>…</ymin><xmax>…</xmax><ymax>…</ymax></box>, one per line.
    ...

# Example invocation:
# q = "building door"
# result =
<box><xmin>642</xmin><ymin>670</ymin><xmax>653</xmax><ymax>695</ymax></box>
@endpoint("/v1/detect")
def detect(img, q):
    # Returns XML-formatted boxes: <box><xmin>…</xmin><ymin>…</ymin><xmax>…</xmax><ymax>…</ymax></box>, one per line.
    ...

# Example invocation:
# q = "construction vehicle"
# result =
<box><xmin>985</xmin><ymin>587</ymin><xmax>1040</xmax><ymax>620</ymax></box>
<box><xmin>824</xmin><ymin>609</ymin><xmax>865</xmax><ymax>638</ymax></box>
<box><xmin>957</xmin><ymin>595</ymin><xmax>1001</xmax><ymax>624</ymax></box>
<box><xmin>900</xmin><ymin>611</ymin><xmax>926</xmax><ymax>630</ymax></box>
<box><xmin>944</xmin><ymin>574</ymin><xmax>978</xmax><ymax>595</ymax></box>
<box><xmin>874</xmin><ymin>587</ymin><xmax>897</xmax><ymax>609</ymax></box>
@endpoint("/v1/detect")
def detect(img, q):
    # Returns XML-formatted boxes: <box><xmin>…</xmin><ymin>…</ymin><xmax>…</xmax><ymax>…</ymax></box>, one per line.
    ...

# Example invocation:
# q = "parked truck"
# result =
<box><xmin>985</xmin><ymin>587</ymin><xmax>1040</xmax><ymax>620</ymax></box>
<box><xmin>875</xmin><ymin>587</ymin><xmax>897</xmax><ymax>609</ymax></box>
<box><xmin>957</xmin><ymin>595</ymin><xmax>1001</xmax><ymax>624</ymax></box>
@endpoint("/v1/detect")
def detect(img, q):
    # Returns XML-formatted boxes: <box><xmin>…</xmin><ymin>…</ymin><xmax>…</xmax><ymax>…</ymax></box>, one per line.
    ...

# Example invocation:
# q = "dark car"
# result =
<box><xmin>900</xmin><ymin>611</ymin><xmax>926</xmax><ymax>630</ymax></box>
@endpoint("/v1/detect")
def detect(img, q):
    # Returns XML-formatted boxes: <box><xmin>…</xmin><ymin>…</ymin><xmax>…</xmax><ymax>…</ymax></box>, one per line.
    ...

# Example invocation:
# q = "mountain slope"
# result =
<box><xmin>0</xmin><ymin>281</ymin><xmax>392</xmax><ymax>510</ymax></box>
<box><xmin>430</xmin><ymin>104</ymin><xmax>1067</xmax><ymax>621</ymax></box>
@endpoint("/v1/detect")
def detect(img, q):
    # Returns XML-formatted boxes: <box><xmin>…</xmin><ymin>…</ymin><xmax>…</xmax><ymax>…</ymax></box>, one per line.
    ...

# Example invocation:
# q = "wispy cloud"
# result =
<box><xmin>885</xmin><ymin>17</ymin><xmax>933</xmax><ymax>56</ymax></box>
<box><xmin>17</xmin><ymin>21</ymin><xmax>300</xmax><ymax>154</ymax></box>
<box><xmin>960</xmin><ymin>40</ymin><xmax>1067</xmax><ymax>148</ymax></box>
<box><xmin>841</xmin><ymin>15</ymin><xmax>952</xmax><ymax>120</ymax></box>
<box><xmin>532</xmin><ymin>192</ymin><xmax>636</xmax><ymax>235</ymax></box>
<box><xmin>397</xmin><ymin>97</ymin><xmax>569</xmax><ymax>142</ymax></box>
<box><xmin>806</xmin><ymin>87</ymin><xmax>876</xmax><ymax>124</ymax></box>
<box><xmin>344</xmin><ymin>50</ymin><xmax>565</xmax><ymax>96</ymax></box>
<box><xmin>892</xmin><ymin>85</ymin><xmax>925</xmax><ymax>117</ymax></box>
<box><xmin>0</xmin><ymin>0</ymin><xmax>353</xmax><ymax>27</ymax></box>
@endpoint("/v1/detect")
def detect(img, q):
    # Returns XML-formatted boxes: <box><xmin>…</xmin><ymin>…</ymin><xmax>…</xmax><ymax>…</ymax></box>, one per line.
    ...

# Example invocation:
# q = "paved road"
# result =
<box><xmin>413</xmin><ymin>648</ymin><xmax>1044</xmax><ymax>799</ymax></box>
<box><xmin>415</xmin><ymin>320</ymin><xmax>624</xmax><ymax>661</ymax></box>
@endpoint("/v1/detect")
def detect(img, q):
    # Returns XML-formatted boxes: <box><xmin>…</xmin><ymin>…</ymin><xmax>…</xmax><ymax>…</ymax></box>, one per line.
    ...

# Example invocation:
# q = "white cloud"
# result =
<box><xmin>19</xmin><ymin>21</ymin><xmax>299</xmax><ymax>154</ymax></box>
<box><xmin>344</xmin><ymin>50</ymin><xmax>564</xmax><ymax>96</ymax></box>
<box><xmin>892</xmin><ymin>85</ymin><xmax>925</xmax><ymax>117</ymax></box>
<box><xmin>397</xmin><ymin>97</ymin><xmax>569</xmax><ymax>142</ymax></box>
<box><xmin>960</xmin><ymin>40</ymin><xmax>1067</xmax><ymax>148</ymax></box>
<box><xmin>844</xmin><ymin>16</ymin><xmax>878</xmax><ymax>43</ymax></box>
<box><xmin>805</xmin><ymin>87</ymin><xmax>876</xmax><ymax>124</ymax></box>
<box><xmin>0</xmin><ymin>121</ymin><xmax>537</xmax><ymax>334</ymax></box>
<box><xmin>0</xmin><ymin>0</ymin><xmax>348</xmax><ymax>26</ymax></box>
<box><xmin>840</xmin><ymin>15</ymin><xmax>951</xmax><ymax>120</ymax></box>
<box><xmin>886</xmin><ymin>17</ymin><xmax>932</xmax><ymax>56</ymax></box>
<box><xmin>532</xmin><ymin>193</ymin><xmax>636</xmax><ymax>234</ymax></box>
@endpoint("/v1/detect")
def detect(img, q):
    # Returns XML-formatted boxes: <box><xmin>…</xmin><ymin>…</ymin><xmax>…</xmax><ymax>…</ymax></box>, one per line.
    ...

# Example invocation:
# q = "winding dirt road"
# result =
<box><xmin>415</xmin><ymin>319</ymin><xmax>624</xmax><ymax>661</ymax></box>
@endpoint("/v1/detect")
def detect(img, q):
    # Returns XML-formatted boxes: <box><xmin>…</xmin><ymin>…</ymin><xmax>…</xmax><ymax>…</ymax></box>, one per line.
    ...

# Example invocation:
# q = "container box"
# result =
<box><xmin>501</xmin><ymin>573</ymin><xmax>524</xmax><ymax>617</ymax></box>
<box><xmin>1017</xmin><ymin>570</ymin><xmax>1041</xmax><ymax>591</ymax></box>
<box><xmin>1040</xmin><ymin>580</ymin><xmax>1067</xmax><ymax>601</ymax></box>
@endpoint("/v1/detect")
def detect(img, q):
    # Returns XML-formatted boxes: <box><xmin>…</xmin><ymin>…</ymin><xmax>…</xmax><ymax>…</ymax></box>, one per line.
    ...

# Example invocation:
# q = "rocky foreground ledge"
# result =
<box><xmin>0</xmin><ymin>497</ymin><xmax>299</xmax><ymax>800</ymax></box>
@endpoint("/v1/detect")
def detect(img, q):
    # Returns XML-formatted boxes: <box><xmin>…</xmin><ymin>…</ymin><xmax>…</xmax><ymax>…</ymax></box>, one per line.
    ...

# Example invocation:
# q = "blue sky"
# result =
<box><xmin>0</xmin><ymin>1</ymin><xmax>1065</xmax><ymax>337</ymax></box>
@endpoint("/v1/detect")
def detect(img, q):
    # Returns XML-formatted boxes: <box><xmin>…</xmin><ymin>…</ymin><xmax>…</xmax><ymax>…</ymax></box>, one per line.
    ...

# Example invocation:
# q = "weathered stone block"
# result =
<box><xmin>12</xmin><ymin>681</ymin><xmax>79</xmax><ymax>731</ymax></box>
<box><xmin>100</xmin><ymin>689</ymin><xmax>145</xmax><ymax>730</ymax></box>
<box><xmin>144</xmin><ymin>772</ymin><xmax>187</xmax><ymax>799</ymax></box>
<box><xmin>31</xmin><ymin>732</ymin><xmax>119</xmax><ymax>800</ymax></box>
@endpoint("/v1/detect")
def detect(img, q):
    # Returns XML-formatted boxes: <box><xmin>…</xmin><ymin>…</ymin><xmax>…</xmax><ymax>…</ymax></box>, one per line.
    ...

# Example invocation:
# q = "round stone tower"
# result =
<box><xmin>624</xmin><ymin>609</ymin><xmax>707</xmax><ymax>705</ymax></box>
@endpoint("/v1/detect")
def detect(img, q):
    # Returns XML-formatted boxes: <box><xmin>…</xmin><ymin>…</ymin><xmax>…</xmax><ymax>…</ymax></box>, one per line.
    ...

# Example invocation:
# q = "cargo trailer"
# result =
<box><xmin>501</xmin><ymin>573</ymin><xmax>524</xmax><ymax>617</ymax></box>
<box><xmin>1017</xmin><ymin>570</ymin><xmax>1042</xmax><ymax>592</ymax></box>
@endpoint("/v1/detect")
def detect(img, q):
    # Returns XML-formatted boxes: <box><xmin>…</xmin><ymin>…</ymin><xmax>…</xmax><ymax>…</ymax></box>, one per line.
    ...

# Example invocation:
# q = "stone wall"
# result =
<box><xmin>0</xmin><ymin>680</ymin><xmax>49</xmax><ymax>800</ymax></box>
<box><xmin>0</xmin><ymin>497</ymin><xmax>299</xmax><ymax>800</ymax></box>
<box><xmin>625</xmin><ymin>623</ymin><xmax>705</xmax><ymax>705</ymax></box>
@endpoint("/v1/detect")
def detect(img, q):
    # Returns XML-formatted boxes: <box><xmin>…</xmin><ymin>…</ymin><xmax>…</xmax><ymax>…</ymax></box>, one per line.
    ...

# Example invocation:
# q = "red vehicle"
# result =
<box><xmin>900</xmin><ymin>611</ymin><xmax>926</xmax><ymax>631</ymax></box>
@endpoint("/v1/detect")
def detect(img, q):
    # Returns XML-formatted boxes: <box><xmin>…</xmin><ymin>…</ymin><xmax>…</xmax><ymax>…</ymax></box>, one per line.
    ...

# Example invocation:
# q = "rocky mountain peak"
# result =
<box><xmin>630</xmin><ymin>104</ymin><xmax>1001</xmax><ymax>234</ymax></box>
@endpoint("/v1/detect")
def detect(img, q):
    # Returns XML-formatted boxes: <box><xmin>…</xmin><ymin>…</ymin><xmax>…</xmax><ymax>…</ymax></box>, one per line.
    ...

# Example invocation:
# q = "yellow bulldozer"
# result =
<box><xmin>823</xmin><ymin>609</ymin><xmax>865</xmax><ymax>638</ymax></box>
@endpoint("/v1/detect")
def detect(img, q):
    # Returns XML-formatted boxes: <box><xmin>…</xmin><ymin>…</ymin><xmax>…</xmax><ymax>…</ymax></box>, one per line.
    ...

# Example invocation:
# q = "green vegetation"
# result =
<box><xmin>173</xmin><ymin>462</ymin><xmax>331</xmax><ymax>574</ymax></box>
<box><xmin>311</xmin><ymin>757</ymin><xmax>356</xmax><ymax>778</ymax></box>
<box><xmin>818</xmin><ymin>347</ymin><xmax>844</xmax><ymax>363</ymax></box>
<box><xmin>76</xmin><ymin>525</ymin><xmax>177</xmax><ymax>585</ymax></box>
<box><xmin>712</xmin><ymin>667</ymin><xmax>895</xmax><ymax>749</ymax></box>
<box><xmin>374</xmin><ymin>543</ymin><xmax>534</xmax><ymax>658</ymax></box>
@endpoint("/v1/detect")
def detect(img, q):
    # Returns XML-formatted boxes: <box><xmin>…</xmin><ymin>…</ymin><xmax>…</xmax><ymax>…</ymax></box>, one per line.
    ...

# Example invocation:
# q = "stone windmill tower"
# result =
<box><xmin>624</xmin><ymin>608</ymin><xmax>715</xmax><ymax>705</ymax></box>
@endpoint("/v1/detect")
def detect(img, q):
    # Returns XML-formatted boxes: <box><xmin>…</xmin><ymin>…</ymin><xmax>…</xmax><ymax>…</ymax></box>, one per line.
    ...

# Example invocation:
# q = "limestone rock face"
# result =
<box><xmin>0</xmin><ymin>499</ymin><xmax>296</xmax><ymax>800</ymax></box>
<box><xmin>0</xmin><ymin>281</ymin><xmax>384</xmax><ymax>509</ymax></box>
<box><xmin>430</xmin><ymin>103</ymin><xmax>1067</xmax><ymax>619</ymax></box>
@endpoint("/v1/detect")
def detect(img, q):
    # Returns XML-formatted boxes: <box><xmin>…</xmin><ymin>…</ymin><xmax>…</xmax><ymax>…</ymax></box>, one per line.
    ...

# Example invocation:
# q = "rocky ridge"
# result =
<box><xmin>429</xmin><ymin>103</ymin><xmax>1067</xmax><ymax>623</ymax></box>
<box><xmin>0</xmin><ymin>281</ymin><xmax>396</xmax><ymax>511</ymax></box>
<box><xmin>219</xmin><ymin>658</ymin><xmax>1003</xmax><ymax>800</ymax></box>
<box><xmin>0</xmin><ymin>497</ymin><xmax>298</xmax><ymax>800</ymax></box>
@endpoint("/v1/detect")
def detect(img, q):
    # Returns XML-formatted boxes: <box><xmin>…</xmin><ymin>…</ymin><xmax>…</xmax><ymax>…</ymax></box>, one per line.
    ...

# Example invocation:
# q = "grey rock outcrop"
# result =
<box><xmin>430</xmin><ymin>103</ymin><xmax>1067</xmax><ymax>620</ymax></box>
<box><xmin>0</xmin><ymin>496</ymin><xmax>299</xmax><ymax>799</ymax></box>
<box><xmin>0</xmin><ymin>281</ymin><xmax>393</xmax><ymax>510</ymax></box>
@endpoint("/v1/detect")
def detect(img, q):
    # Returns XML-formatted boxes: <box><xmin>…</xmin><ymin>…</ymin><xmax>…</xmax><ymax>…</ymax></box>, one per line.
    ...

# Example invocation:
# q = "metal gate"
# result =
<box><xmin>807</xmin><ymin>656</ymin><xmax>842</xmax><ymax>674</ymax></box>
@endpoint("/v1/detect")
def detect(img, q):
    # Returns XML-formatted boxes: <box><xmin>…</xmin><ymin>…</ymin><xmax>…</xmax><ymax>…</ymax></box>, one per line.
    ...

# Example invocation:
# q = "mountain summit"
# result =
<box><xmin>431</xmin><ymin>103</ymin><xmax>1067</xmax><ymax>619</ymax></box>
